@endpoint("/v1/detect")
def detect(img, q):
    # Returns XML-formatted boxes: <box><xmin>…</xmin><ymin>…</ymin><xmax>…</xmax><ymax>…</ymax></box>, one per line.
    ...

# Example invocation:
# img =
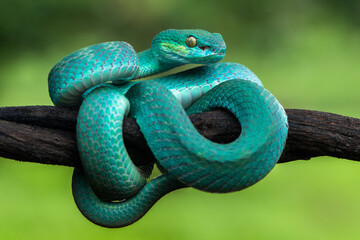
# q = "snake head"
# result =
<box><xmin>151</xmin><ymin>29</ymin><xmax>226</xmax><ymax>64</ymax></box>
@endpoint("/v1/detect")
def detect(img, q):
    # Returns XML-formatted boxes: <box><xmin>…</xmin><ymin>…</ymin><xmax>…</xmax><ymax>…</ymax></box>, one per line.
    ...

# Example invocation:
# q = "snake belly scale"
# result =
<box><xmin>48</xmin><ymin>29</ymin><xmax>288</xmax><ymax>228</ymax></box>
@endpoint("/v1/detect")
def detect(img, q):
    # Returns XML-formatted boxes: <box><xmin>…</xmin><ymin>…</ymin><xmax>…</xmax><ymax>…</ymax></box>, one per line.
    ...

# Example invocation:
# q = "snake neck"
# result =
<box><xmin>134</xmin><ymin>49</ymin><xmax>181</xmax><ymax>79</ymax></box>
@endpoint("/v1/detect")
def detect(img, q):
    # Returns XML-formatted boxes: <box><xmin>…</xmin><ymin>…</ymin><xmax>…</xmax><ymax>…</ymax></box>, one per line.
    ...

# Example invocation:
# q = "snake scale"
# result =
<box><xmin>48</xmin><ymin>29</ymin><xmax>288</xmax><ymax>228</ymax></box>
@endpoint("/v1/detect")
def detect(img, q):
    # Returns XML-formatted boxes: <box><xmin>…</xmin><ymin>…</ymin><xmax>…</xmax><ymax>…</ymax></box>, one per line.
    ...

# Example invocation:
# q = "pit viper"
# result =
<box><xmin>48</xmin><ymin>29</ymin><xmax>288</xmax><ymax>228</ymax></box>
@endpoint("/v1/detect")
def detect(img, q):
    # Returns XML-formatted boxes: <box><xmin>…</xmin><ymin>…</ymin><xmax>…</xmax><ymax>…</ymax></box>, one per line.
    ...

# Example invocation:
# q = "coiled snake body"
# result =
<box><xmin>48</xmin><ymin>29</ymin><xmax>288</xmax><ymax>228</ymax></box>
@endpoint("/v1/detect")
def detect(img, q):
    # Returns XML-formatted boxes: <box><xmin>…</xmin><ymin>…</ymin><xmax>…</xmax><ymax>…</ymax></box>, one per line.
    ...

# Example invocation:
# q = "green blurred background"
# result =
<box><xmin>0</xmin><ymin>0</ymin><xmax>359</xmax><ymax>239</ymax></box>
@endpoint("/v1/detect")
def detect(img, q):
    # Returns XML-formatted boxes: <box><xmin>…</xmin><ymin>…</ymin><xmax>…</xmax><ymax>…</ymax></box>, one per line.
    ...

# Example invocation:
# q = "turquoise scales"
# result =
<box><xmin>48</xmin><ymin>29</ymin><xmax>288</xmax><ymax>228</ymax></box>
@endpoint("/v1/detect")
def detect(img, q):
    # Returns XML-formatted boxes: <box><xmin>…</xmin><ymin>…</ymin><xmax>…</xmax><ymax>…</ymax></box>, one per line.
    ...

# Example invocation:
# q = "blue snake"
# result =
<box><xmin>48</xmin><ymin>29</ymin><xmax>288</xmax><ymax>228</ymax></box>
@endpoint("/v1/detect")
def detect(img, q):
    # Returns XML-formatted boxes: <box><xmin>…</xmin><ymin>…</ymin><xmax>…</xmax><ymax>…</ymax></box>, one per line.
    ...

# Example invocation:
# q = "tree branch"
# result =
<box><xmin>0</xmin><ymin>106</ymin><xmax>359</xmax><ymax>167</ymax></box>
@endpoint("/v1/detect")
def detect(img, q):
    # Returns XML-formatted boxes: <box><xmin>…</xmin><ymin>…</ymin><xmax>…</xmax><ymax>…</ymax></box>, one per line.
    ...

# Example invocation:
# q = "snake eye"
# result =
<box><xmin>186</xmin><ymin>36</ymin><xmax>197</xmax><ymax>48</ymax></box>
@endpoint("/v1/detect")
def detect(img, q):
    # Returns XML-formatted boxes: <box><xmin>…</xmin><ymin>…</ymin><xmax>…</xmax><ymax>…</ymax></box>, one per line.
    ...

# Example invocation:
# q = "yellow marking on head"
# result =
<box><xmin>161</xmin><ymin>43</ymin><xmax>190</xmax><ymax>54</ymax></box>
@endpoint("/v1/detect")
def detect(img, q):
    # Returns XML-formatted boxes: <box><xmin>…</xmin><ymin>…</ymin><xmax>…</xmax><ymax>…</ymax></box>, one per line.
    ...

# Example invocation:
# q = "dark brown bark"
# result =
<box><xmin>0</xmin><ymin>106</ymin><xmax>359</xmax><ymax>167</ymax></box>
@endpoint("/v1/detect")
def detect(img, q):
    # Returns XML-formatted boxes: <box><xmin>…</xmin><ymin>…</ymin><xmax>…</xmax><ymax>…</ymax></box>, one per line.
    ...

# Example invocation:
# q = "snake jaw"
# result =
<box><xmin>195</xmin><ymin>45</ymin><xmax>226</xmax><ymax>63</ymax></box>
<box><xmin>199</xmin><ymin>45</ymin><xmax>226</xmax><ymax>56</ymax></box>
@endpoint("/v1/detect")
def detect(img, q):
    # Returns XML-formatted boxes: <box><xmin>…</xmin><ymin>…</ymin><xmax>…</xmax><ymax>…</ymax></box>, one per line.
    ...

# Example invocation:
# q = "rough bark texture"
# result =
<box><xmin>0</xmin><ymin>106</ymin><xmax>359</xmax><ymax>167</ymax></box>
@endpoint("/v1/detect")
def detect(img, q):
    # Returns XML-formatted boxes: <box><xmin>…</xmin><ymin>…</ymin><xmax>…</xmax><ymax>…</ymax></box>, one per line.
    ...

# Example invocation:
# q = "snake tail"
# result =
<box><xmin>72</xmin><ymin>169</ymin><xmax>185</xmax><ymax>228</ymax></box>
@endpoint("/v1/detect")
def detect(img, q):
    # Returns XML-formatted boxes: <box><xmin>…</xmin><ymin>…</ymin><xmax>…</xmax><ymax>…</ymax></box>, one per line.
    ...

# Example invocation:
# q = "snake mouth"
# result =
<box><xmin>199</xmin><ymin>45</ymin><xmax>226</xmax><ymax>59</ymax></box>
<box><xmin>200</xmin><ymin>45</ymin><xmax>225</xmax><ymax>54</ymax></box>
<box><xmin>200</xmin><ymin>46</ymin><xmax>210</xmax><ymax>51</ymax></box>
